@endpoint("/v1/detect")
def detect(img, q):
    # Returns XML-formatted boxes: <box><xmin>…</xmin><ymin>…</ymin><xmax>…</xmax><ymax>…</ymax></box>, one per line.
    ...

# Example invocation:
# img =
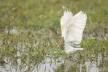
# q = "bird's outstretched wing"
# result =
<box><xmin>65</xmin><ymin>11</ymin><xmax>87</xmax><ymax>44</ymax></box>
<box><xmin>60</xmin><ymin>9</ymin><xmax>87</xmax><ymax>46</ymax></box>
<box><xmin>60</xmin><ymin>8</ymin><xmax>73</xmax><ymax>38</ymax></box>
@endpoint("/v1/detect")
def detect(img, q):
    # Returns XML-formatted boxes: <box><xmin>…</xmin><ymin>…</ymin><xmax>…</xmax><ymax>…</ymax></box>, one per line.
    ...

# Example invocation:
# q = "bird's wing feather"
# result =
<box><xmin>65</xmin><ymin>11</ymin><xmax>87</xmax><ymax>44</ymax></box>
<box><xmin>60</xmin><ymin>10</ymin><xmax>73</xmax><ymax>38</ymax></box>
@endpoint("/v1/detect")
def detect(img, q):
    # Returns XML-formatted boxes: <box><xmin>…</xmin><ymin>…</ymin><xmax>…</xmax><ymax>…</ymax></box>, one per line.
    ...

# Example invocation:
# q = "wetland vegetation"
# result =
<box><xmin>0</xmin><ymin>0</ymin><xmax>108</xmax><ymax>72</ymax></box>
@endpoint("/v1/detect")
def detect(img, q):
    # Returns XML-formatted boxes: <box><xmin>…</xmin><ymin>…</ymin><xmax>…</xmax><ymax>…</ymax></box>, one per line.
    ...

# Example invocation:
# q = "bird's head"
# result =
<box><xmin>44</xmin><ymin>25</ymin><xmax>53</xmax><ymax>30</ymax></box>
<box><xmin>42</xmin><ymin>25</ymin><xmax>54</xmax><ymax>30</ymax></box>
<box><xmin>41</xmin><ymin>25</ymin><xmax>57</xmax><ymax>34</ymax></box>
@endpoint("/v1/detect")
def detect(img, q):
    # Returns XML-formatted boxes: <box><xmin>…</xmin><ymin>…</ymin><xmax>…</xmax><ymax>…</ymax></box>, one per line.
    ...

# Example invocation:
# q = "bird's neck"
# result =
<box><xmin>49</xmin><ymin>28</ymin><xmax>64</xmax><ymax>50</ymax></box>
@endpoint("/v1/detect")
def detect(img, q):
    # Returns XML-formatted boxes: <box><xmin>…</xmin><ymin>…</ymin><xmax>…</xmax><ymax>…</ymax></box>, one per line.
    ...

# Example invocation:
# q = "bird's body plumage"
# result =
<box><xmin>46</xmin><ymin>7</ymin><xmax>87</xmax><ymax>54</ymax></box>
<box><xmin>60</xmin><ymin>7</ymin><xmax>87</xmax><ymax>53</ymax></box>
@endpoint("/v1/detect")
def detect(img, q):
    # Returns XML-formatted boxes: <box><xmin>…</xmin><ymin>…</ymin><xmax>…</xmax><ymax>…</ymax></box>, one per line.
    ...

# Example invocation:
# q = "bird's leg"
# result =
<box><xmin>65</xmin><ymin>53</ymin><xmax>73</xmax><ymax>59</ymax></box>
<box><xmin>69</xmin><ymin>54</ymin><xmax>72</xmax><ymax>59</ymax></box>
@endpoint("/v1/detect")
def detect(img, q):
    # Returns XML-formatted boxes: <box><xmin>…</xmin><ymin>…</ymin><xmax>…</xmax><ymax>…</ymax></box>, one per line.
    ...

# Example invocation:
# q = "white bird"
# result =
<box><xmin>60</xmin><ymin>6</ymin><xmax>87</xmax><ymax>53</ymax></box>
<box><xmin>46</xmin><ymin>6</ymin><xmax>87</xmax><ymax>54</ymax></box>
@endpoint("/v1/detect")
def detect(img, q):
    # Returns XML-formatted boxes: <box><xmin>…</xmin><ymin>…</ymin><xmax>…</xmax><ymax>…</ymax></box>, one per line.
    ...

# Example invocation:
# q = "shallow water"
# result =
<box><xmin>0</xmin><ymin>27</ymin><xmax>108</xmax><ymax>72</ymax></box>
<box><xmin>0</xmin><ymin>52</ymin><xmax>108</xmax><ymax>72</ymax></box>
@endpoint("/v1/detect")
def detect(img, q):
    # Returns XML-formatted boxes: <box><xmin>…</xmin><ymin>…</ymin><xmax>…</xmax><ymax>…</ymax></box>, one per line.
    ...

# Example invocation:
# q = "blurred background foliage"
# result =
<box><xmin>0</xmin><ymin>0</ymin><xmax>108</xmax><ymax>29</ymax></box>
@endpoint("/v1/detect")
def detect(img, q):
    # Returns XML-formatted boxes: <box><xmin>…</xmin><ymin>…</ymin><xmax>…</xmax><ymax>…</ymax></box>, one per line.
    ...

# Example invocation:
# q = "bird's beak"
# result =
<box><xmin>41</xmin><ymin>25</ymin><xmax>52</xmax><ymax>29</ymax></box>
<box><xmin>40</xmin><ymin>26</ymin><xmax>48</xmax><ymax>29</ymax></box>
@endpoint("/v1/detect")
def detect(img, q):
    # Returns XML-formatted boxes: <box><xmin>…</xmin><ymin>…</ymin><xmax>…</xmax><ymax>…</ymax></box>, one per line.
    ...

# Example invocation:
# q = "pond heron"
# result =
<box><xmin>45</xmin><ymin>7</ymin><xmax>87</xmax><ymax>54</ymax></box>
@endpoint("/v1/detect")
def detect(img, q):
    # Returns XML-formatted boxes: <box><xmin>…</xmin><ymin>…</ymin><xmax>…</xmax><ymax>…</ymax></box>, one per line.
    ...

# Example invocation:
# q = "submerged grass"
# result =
<box><xmin>0</xmin><ymin>28</ymin><xmax>108</xmax><ymax>61</ymax></box>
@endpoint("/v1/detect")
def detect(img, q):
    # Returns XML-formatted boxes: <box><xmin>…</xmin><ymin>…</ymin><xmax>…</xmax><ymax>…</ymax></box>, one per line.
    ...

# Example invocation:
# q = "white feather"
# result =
<box><xmin>60</xmin><ymin>8</ymin><xmax>87</xmax><ymax>54</ymax></box>
<box><xmin>60</xmin><ymin>10</ymin><xmax>73</xmax><ymax>38</ymax></box>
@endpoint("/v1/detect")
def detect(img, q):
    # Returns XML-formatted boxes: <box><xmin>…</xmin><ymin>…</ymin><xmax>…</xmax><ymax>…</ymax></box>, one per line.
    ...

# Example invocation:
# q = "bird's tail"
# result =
<box><xmin>74</xmin><ymin>48</ymin><xmax>84</xmax><ymax>50</ymax></box>
<box><xmin>65</xmin><ymin>48</ymin><xmax>84</xmax><ymax>54</ymax></box>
